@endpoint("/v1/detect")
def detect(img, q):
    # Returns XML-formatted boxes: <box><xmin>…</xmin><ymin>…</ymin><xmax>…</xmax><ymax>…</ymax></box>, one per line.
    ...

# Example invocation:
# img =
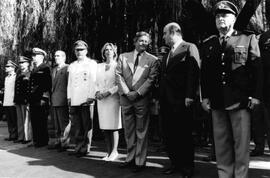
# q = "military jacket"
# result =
<box><xmin>201</xmin><ymin>30</ymin><xmax>263</xmax><ymax>109</ymax></box>
<box><xmin>29</xmin><ymin>63</ymin><xmax>52</xmax><ymax>105</ymax></box>
<box><xmin>14</xmin><ymin>71</ymin><xmax>30</xmax><ymax>105</ymax></box>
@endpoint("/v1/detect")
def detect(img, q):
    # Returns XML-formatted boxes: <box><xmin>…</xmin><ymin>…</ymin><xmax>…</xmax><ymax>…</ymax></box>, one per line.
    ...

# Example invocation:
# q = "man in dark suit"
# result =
<box><xmin>250</xmin><ymin>30</ymin><xmax>270</xmax><ymax>156</ymax></box>
<box><xmin>29</xmin><ymin>47</ymin><xmax>52</xmax><ymax>148</ymax></box>
<box><xmin>48</xmin><ymin>50</ymin><xmax>69</xmax><ymax>151</ymax></box>
<box><xmin>116</xmin><ymin>31</ymin><xmax>159</xmax><ymax>172</ymax></box>
<box><xmin>159</xmin><ymin>22</ymin><xmax>200</xmax><ymax>177</ymax></box>
<box><xmin>201</xmin><ymin>1</ymin><xmax>263</xmax><ymax>177</ymax></box>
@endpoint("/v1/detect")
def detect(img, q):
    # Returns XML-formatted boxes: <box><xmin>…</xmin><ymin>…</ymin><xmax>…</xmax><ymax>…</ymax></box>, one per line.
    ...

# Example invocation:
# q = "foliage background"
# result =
<box><xmin>0</xmin><ymin>0</ymin><xmax>269</xmax><ymax>86</ymax></box>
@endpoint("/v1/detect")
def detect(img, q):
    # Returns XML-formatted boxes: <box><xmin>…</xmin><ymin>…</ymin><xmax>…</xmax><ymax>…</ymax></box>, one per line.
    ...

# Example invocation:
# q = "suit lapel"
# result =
<box><xmin>52</xmin><ymin>67</ymin><xmax>58</xmax><ymax>92</ymax></box>
<box><xmin>126</xmin><ymin>52</ymin><xmax>135</xmax><ymax>74</ymax></box>
<box><xmin>166</xmin><ymin>41</ymin><xmax>188</xmax><ymax>70</ymax></box>
<box><xmin>132</xmin><ymin>52</ymin><xmax>148</xmax><ymax>86</ymax></box>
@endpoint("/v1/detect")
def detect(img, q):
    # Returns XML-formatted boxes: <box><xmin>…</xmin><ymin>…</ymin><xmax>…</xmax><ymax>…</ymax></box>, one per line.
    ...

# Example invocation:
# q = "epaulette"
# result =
<box><xmin>202</xmin><ymin>35</ymin><xmax>217</xmax><ymax>43</ymax></box>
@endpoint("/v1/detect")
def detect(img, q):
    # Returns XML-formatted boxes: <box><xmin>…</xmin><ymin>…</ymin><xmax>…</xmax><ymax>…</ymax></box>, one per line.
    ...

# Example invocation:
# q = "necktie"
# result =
<box><xmin>166</xmin><ymin>47</ymin><xmax>174</xmax><ymax>66</ymax></box>
<box><xmin>134</xmin><ymin>53</ymin><xmax>140</xmax><ymax>72</ymax></box>
<box><xmin>221</xmin><ymin>36</ymin><xmax>228</xmax><ymax>49</ymax></box>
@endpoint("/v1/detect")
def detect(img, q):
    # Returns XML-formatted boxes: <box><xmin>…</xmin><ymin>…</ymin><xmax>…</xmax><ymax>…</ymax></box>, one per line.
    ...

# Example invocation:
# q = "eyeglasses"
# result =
<box><xmin>75</xmin><ymin>48</ymin><xmax>86</xmax><ymax>51</ymax></box>
<box><xmin>5</xmin><ymin>66</ymin><xmax>12</xmax><ymax>68</ymax></box>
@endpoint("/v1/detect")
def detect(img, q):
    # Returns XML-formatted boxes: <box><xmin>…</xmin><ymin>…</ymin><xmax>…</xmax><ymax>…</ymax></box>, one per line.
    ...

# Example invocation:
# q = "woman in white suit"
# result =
<box><xmin>95</xmin><ymin>43</ymin><xmax>122</xmax><ymax>161</ymax></box>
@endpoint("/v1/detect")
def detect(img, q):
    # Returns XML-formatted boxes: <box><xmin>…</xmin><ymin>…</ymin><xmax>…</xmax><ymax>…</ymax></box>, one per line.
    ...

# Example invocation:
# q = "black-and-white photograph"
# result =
<box><xmin>0</xmin><ymin>0</ymin><xmax>269</xmax><ymax>177</ymax></box>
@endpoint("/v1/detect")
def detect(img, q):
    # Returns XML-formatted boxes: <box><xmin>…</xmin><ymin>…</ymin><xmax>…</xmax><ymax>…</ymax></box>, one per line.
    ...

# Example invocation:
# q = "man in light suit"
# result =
<box><xmin>116</xmin><ymin>31</ymin><xmax>159</xmax><ymax>172</ymax></box>
<box><xmin>160</xmin><ymin>22</ymin><xmax>200</xmax><ymax>178</ymax></box>
<box><xmin>48</xmin><ymin>50</ymin><xmax>69</xmax><ymax>151</ymax></box>
<box><xmin>67</xmin><ymin>40</ymin><xmax>97</xmax><ymax>157</ymax></box>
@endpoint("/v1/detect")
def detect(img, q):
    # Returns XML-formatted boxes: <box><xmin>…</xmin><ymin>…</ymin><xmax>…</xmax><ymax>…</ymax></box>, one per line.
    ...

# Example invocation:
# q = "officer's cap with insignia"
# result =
<box><xmin>74</xmin><ymin>40</ymin><xmax>88</xmax><ymax>50</ymax></box>
<box><xmin>214</xmin><ymin>0</ymin><xmax>239</xmax><ymax>16</ymax></box>
<box><xmin>5</xmin><ymin>60</ymin><xmax>18</xmax><ymax>68</ymax></box>
<box><xmin>32</xmin><ymin>47</ymin><xmax>47</xmax><ymax>56</ymax></box>
<box><xmin>18</xmin><ymin>56</ymin><xmax>31</xmax><ymax>63</ymax></box>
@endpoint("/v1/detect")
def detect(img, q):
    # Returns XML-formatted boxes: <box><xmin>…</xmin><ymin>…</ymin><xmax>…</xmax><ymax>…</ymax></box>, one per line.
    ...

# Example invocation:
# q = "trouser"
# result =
<box><xmin>51</xmin><ymin>106</ymin><xmax>69</xmax><ymax>143</ymax></box>
<box><xmin>69</xmin><ymin>106</ymin><xmax>92</xmax><ymax>153</ymax></box>
<box><xmin>30</xmin><ymin>105</ymin><xmax>49</xmax><ymax>146</ymax></box>
<box><xmin>4</xmin><ymin>106</ymin><xmax>18</xmax><ymax>139</ymax></box>
<box><xmin>160</xmin><ymin>99</ymin><xmax>194</xmax><ymax>170</ymax></box>
<box><xmin>252</xmin><ymin>103</ymin><xmax>270</xmax><ymax>151</ymax></box>
<box><xmin>16</xmin><ymin>104</ymin><xmax>32</xmax><ymax>141</ymax></box>
<box><xmin>122</xmin><ymin>101</ymin><xmax>150</xmax><ymax>166</ymax></box>
<box><xmin>212</xmin><ymin>109</ymin><xmax>250</xmax><ymax>178</ymax></box>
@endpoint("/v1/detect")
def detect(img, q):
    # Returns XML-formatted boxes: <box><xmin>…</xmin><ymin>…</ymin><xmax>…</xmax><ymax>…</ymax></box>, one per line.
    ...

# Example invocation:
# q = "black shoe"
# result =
<box><xmin>119</xmin><ymin>161</ymin><xmax>135</xmax><ymax>169</ymax></box>
<box><xmin>250</xmin><ymin>149</ymin><xmax>264</xmax><ymax>156</ymax></box>
<box><xmin>34</xmin><ymin>143</ymin><xmax>48</xmax><ymax>148</ymax></box>
<box><xmin>181</xmin><ymin>168</ymin><xmax>194</xmax><ymax>178</ymax></box>
<box><xmin>132</xmin><ymin>165</ymin><xmax>145</xmax><ymax>173</ymax></box>
<box><xmin>13</xmin><ymin>140</ymin><xmax>23</xmax><ymax>143</ymax></box>
<box><xmin>57</xmin><ymin>146</ymin><xmax>67</xmax><ymax>152</ymax></box>
<box><xmin>4</xmin><ymin>138</ymin><xmax>12</xmax><ymax>141</ymax></box>
<box><xmin>21</xmin><ymin>140</ymin><xmax>31</xmax><ymax>144</ymax></box>
<box><xmin>162</xmin><ymin>166</ymin><xmax>176</xmax><ymax>175</ymax></box>
<box><xmin>76</xmin><ymin>152</ymin><xmax>87</xmax><ymax>158</ymax></box>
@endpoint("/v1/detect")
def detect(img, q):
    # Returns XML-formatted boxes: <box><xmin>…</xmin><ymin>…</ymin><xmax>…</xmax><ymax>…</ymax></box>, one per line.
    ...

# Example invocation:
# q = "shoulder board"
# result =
<box><xmin>202</xmin><ymin>35</ymin><xmax>217</xmax><ymax>43</ymax></box>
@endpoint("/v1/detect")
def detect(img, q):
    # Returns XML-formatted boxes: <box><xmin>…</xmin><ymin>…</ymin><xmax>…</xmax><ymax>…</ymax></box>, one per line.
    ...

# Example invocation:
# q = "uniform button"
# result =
<box><xmin>222</xmin><ymin>81</ymin><xmax>226</xmax><ymax>85</ymax></box>
<box><xmin>221</xmin><ymin>53</ymin><xmax>224</xmax><ymax>56</ymax></box>
<box><xmin>222</xmin><ymin>62</ymin><xmax>225</xmax><ymax>65</ymax></box>
<box><xmin>222</xmin><ymin>72</ymin><xmax>225</xmax><ymax>75</ymax></box>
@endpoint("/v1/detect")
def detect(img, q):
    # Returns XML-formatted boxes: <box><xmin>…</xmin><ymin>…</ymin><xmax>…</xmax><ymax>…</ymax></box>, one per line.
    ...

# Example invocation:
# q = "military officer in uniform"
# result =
<box><xmin>3</xmin><ymin>60</ymin><xmax>18</xmax><ymax>141</ymax></box>
<box><xmin>67</xmin><ymin>40</ymin><xmax>97</xmax><ymax>157</ymax></box>
<box><xmin>14</xmin><ymin>56</ymin><xmax>32</xmax><ymax>144</ymax></box>
<box><xmin>201</xmin><ymin>1</ymin><xmax>263</xmax><ymax>178</ymax></box>
<box><xmin>29</xmin><ymin>47</ymin><xmax>52</xmax><ymax>148</ymax></box>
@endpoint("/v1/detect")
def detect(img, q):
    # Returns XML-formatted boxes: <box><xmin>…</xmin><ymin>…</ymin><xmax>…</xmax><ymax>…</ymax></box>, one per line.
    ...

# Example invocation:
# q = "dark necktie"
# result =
<box><xmin>221</xmin><ymin>36</ymin><xmax>228</xmax><ymax>49</ymax></box>
<box><xmin>134</xmin><ymin>53</ymin><xmax>140</xmax><ymax>72</ymax></box>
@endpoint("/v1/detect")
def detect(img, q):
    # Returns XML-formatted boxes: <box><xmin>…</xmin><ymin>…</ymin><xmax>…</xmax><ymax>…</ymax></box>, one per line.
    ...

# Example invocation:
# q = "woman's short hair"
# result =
<box><xmin>133</xmin><ymin>31</ymin><xmax>151</xmax><ymax>44</ymax></box>
<box><xmin>101</xmin><ymin>43</ymin><xmax>118</xmax><ymax>61</ymax></box>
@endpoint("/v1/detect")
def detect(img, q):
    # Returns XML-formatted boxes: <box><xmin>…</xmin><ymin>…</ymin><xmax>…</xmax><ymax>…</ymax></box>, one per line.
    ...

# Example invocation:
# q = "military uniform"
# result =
<box><xmin>201</xmin><ymin>29</ymin><xmax>263</xmax><ymax>178</ymax></box>
<box><xmin>67</xmin><ymin>40</ymin><xmax>97</xmax><ymax>156</ymax></box>
<box><xmin>29</xmin><ymin>48</ymin><xmax>52</xmax><ymax>147</ymax></box>
<box><xmin>3</xmin><ymin>60</ymin><xmax>18</xmax><ymax>141</ymax></box>
<box><xmin>14</xmin><ymin>58</ymin><xmax>32</xmax><ymax>143</ymax></box>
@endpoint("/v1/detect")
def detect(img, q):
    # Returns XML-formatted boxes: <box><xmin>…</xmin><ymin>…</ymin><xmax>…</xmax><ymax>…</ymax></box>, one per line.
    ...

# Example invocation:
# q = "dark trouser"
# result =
<box><xmin>69</xmin><ymin>106</ymin><xmax>92</xmax><ymax>153</ymax></box>
<box><xmin>252</xmin><ymin>103</ymin><xmax>270</xmax><ymax>151</ymax></box>
<box><xmin>30</xmin><ymin>105</ymin><xmax>49</xmax><ymax>146</ymax></box>
<box><xmin>160</xmin><ymin>99</ymin><xmax>194</xmax><ymax>170</ymax></box>
<box><xmin>4</xmin><ymin>106</ymin><xmax>18</xmax><ymax>139</ymax></box>
<box><xmin>212</xmin><ymin>109</ymin><xmax>250</xmax><ymax>178</ymax></box>
<box><xmin>52</xmin><ymin>106</ymin><xmax>69</xmax><ymax>140</ymax></box>
<box><xmin>16</xmin><ymin>104</ymin><xmax>32</xmax><ymax>141</ymax></box>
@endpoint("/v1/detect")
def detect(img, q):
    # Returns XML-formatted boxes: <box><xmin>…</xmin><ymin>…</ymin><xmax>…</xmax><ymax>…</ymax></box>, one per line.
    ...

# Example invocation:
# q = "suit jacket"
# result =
<box><xmin>14</xmin><ymin>70</ymin><xmax>30</xmax><ymax>105</ymax></box>
<box><xmin>29</xmin><ymin>63</ymin><xmax>52</xmax><ymax>105</ymax></box>
<box><xmin>51</xmin><ymin>64</ymin><xmax>69</xmax><ymax>106</ymax></box>
<box><xmin>201</xmin><ymin>30</ymin><xmax>263</xmax><ymax>109</ymax></box>
<box><xmin>259</xmin><ymin>30</ymin><xmax>270</xmax><ymax>104</ymax></box>
<box><xmin>159</xmin><ymin>41</ymin><xmax>200</xmax><ymax>106</ymax></box>
<box><xmin>116</xmin><ymin>50</ymin><xmax>159</xmax><ymax>105</ymax></box>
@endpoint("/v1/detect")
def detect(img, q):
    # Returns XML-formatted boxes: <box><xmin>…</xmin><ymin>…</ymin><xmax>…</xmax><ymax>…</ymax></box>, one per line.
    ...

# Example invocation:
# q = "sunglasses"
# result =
<box><xmin>75</xmin><ymin>48</ymin><xmax>86</xmax><ymax>51</ymax></box>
